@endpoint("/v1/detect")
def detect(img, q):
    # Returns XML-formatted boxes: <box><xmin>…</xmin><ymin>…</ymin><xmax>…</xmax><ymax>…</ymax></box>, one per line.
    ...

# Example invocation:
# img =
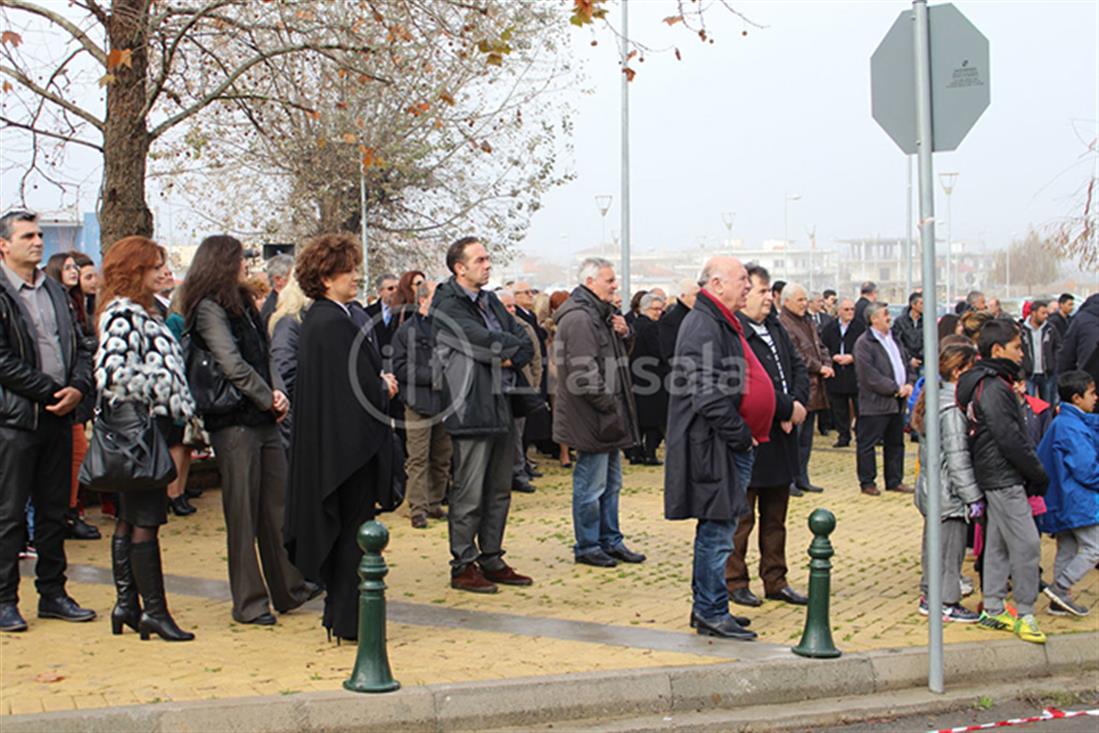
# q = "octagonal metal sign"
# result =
<box><xmin>871</xmin><ymin>3</ymin><xmax>990</xmax><ymax>154</ymax></box>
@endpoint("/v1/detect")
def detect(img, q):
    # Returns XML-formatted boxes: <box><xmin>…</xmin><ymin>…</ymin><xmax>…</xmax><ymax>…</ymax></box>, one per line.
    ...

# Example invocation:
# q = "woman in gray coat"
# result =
<box><xmin>181</xmin><ymin>236</ymin><xmax>318</xmax><ymax>625</ymax></box>
<box><xmin>910</xmin><ymin>339</ymin><xmax>983</xmax><ymax>622</ymax></box>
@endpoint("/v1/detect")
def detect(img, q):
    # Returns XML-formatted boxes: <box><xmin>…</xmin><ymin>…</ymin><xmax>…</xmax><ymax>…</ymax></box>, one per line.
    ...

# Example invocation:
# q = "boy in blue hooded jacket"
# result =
<box><xmin>1037</xmin><ymin>370</ymin><xmax>1099</xmax><ymax>617</ymax></box>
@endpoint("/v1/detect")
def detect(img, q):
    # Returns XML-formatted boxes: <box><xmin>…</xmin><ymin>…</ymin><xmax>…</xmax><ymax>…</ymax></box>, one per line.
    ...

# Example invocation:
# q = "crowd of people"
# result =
<box><xmin>1</xmin><ymin>207</ymin><xmax>1097</xmax><ymax>648</ymax></box>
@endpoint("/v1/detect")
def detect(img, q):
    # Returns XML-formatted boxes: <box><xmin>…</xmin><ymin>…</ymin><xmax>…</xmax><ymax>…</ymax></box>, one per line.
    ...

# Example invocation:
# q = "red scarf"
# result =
<box><xmin>700</xmin><ymin>290</ymin><xmax>775</xmax><ymax>444</ymax></box>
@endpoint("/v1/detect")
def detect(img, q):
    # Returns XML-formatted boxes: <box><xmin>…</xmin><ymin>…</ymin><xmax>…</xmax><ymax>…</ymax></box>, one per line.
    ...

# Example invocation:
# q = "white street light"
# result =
<box><xmin>938</xmin><ymin>172</ymin><xmax>958</xmax><ymax>306</ymax></box>
<box><xmin>595</xmin><ymin>194</ymin><xmax>613</xmax><ymax>257</ymax></box>
<box><xmin>784</xmin><ymin>194</ymin><xmax>801</xmax><ymax>246</ymax></box>
<box><xmin>721</xmin><ymin>211</ymin><xmax>736</xmax><ymax>248</ymax></box>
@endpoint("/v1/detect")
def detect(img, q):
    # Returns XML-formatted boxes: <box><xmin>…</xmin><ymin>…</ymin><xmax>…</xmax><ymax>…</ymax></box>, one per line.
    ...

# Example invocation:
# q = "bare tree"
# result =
<box><xmin>0</xmin><ymin>0</ymin><xmax>483</xmax><ymax>251</ymax></box>
<box><xmin>156</xmin><ymin>1</ymin><xmax>573</xmax><ymax>274</ymax></box>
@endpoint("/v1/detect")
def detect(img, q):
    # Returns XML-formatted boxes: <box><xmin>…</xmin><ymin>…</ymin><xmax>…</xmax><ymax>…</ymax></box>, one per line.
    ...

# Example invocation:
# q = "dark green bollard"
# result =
<box><xmin>344</xmin><ymin>520</ymin><xmax>400</xmax><ymax>693</ymax></box>
<box><xmin>792</xmin><ymin>509</ymin><xmax>841</xmax><ymax>659</ymax></box>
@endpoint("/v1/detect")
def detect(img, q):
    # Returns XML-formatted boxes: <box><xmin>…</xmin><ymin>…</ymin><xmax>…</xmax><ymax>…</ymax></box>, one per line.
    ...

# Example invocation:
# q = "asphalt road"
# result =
<box><xmin>816</xmin><ymin>690</ymin><xmax>1099</xmax><ymax>733</ymax></box>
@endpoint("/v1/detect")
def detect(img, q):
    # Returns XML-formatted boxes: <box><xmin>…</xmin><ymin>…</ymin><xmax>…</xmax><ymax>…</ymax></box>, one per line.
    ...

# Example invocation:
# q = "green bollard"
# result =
<box><xmin>792</xmin><ymin>508</ymin><xmax>842</xmax><ymax>659</ymax></box>
<box><xmin>343</xmin><ymin>520</ymin><xmax>401</xmax><ymax>693</ymax></box>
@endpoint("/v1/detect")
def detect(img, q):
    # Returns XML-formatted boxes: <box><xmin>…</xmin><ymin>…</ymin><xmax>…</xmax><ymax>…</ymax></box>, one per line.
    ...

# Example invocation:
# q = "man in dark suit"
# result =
<box><xmin>509</xmin><ymin>280</ymin><xmax>549</xmax><ymax>477</ymax></box>
<box><xmin>820</xmin><ymin>298</ymin><xmax>860</xmax><ymax>447</ymax></box>
<box><xmin>808</xmin><ymin>292</ymin><xmax>834</xmax><ymax>333</ymax></box>
<box><xmin>852</xmin><ymin>281</ymin><xmax>878</xmax><ymax>336</ymax></box>
<box><xmin>258</xmin><ymin>254</ymin><xmax>293</xmax><ymax>329</ymax></box>
<box><xmin>364</xmin><ymin>272</ymin><xmax>400</xmax><ymax>358</ymax></box>
<box><xmin>853</xmin><ymin>302</ymin><xmax>914</xmax><ymax>496</ymax></box>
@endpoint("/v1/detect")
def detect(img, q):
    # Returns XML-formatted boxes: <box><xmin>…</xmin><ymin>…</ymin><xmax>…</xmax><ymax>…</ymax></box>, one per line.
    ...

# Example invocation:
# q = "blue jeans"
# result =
<box><xmin>572</xmin><ymin>451</ymin><xmax>624</xmax><ymax>557</ymax></box>
<box><xmin>692</xmin><ymin>449</ymin><xmax>754</xmax><ymax>621</ymax></box>
<box><xmin>1027</xmin><ymin>374</ymin><xmax>1056</xmax><ymax>406</ymax></box>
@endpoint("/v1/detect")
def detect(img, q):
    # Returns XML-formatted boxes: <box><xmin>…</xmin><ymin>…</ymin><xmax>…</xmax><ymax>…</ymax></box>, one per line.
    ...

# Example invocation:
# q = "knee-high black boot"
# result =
<box><xmin>130</xmin><ymin>540</ymin><xmax>194</xmax><ymax>642</ymax></box>
<box><xmin>110</xmin><ymin>535</ymin><xmax>141</xmax><ymax>634</ymax></box>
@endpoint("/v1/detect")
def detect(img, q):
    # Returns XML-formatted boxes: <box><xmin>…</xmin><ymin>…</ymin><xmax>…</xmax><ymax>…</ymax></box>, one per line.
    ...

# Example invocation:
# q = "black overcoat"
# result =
<box><xmin>820</xmin><ymin>318</ymin><xmax>860</xmax><ymax>396</ymax></box>
<box><xmin>663</xmin><ymin>294</ymin><xmax>754</xmax><ymax>522</ymax></box>
<box><xmin>737</xmin><ymin>313</ymin><xmax>809</xmax><ymax>489</ymax></box>
<box><xmin>630</xmin><ymin>314</ymin><xmax>669</xmax><ymax>431</ymax></box>
<box><xmin>283</xmin><ymin>299</ymin><xmax>398</xmax><ymax>583</ymax></box>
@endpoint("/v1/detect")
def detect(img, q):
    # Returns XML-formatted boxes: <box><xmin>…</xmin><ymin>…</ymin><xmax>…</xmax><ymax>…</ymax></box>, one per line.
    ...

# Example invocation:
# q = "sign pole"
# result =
<box><xmin>619</xmin><ymin>0</ymin><xmax>631</xmax><ymax>303</ymax></box>
<box><xmin>906</xmin><ymin>156</ymin><xmax>914</xmax><ymax>297</ymax></box>
<box><xmin>914</xmin><ymin>0</ymin><xmax>944</xmax><ymax>695</ymax></box>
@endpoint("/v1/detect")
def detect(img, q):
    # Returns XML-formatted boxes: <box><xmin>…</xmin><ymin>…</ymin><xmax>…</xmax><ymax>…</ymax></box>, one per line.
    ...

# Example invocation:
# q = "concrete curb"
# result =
<box><xmin>6</xmin><ymin>632</ymin><xmax>1097</xmax><ymax>733</ymax></box>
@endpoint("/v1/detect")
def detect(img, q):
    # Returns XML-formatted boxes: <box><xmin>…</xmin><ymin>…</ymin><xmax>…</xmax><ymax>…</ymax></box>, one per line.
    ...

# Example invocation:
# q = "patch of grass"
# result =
<box><xmin>976</xmin><ymin>695</ymin><xmax>994</xmax><ymax>710</ymax></box>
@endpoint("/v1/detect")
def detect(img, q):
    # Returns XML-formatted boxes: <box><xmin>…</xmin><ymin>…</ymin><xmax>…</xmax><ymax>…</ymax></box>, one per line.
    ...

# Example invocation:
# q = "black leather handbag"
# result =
<box><xmin>79</xmin><ymin>401</ymin><xmax>177</xmax><ymax>492</ymax></box>
<box><xmin>182</xmin><ymin>330</ymin><xmax>244</xmax><ymax>416</ymax></box>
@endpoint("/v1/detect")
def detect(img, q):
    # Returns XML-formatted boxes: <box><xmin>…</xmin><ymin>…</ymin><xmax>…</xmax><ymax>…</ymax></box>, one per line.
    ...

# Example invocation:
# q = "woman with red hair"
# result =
<box><xmin>95</xmin><ymin>236</ymin><xmax>196</xmax><ymax>641</ymax></box>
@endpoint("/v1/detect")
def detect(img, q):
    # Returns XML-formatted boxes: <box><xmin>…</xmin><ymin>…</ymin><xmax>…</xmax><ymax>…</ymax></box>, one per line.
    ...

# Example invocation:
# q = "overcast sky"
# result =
<box><xmin>520</xmin><ymin>0</ymin><xmax>1099</xmax><ymax>262</ymax></box>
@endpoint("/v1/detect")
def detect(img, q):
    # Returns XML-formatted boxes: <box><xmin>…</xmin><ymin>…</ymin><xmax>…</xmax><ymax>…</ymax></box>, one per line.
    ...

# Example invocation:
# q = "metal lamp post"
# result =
<box><xmin>807</xmin><ymin>225</ymin><xmax>817</xmax><ymax>292</ymax></box>
<box><xmin>595</xmin><ymin>194</ymin><xmax>613</xmax><ymax>258</ymax></box>
<box><xmin>938</xmin><ymin>172</ymin><xmax>958</xmax><ymax>307</ymax></box>
<box><xmin>784</xmin><ymin>194</ymin><xmax>801</xmax><ymax>246</ymax></box>
<box><xmin>721</xmin><ymin>211</ymin><xmax>736</xmax><ymax>249</ymax></box>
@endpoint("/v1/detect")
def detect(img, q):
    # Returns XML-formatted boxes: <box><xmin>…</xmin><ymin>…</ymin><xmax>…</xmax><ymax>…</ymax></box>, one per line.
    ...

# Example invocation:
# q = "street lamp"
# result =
<box><xmin>721</xmin><ymin>211</ymin><xmax>736</xmax><ymax>248</ymax></box>
<box><xmin>938</xmin><ymin>172</ymin><xmax>958</xmax><ymax>307</ymax></box>
<box><xmin>595</xmin><ymin>194</ymin><xmax>613</xmax><ymax>256</ymax></box>
<box><xmin>784</xmin><ymin>194</ymin><xmax>801</xmax><ymax>246</ymax></box>
<box><xmin>806</xmin><ymin>225</ymin><xmax>817</xmax><ymax>292</ymax></box>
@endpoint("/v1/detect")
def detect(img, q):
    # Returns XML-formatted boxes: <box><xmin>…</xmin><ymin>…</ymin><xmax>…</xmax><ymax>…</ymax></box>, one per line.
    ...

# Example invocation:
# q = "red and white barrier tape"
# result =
<box><xmin>929</xmin><ymin>707</ymin><xmax>1099</xmax><ymax>733</ymax></box>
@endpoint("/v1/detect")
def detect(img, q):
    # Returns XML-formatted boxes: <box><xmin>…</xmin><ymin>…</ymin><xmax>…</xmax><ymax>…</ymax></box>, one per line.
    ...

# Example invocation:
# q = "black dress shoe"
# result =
<box><xmin>575</xmin><ymin>550</ymin><xmax>618</xmax><ymax>568</ymax></box>
<box><xmin>38</xmin><ymin>594</ymin><xmax>96</xmax><ymax>622</ymax></box>
<box><xmin>643</xmin><ymin>456</ymin><xmax>664</xmax><ymax>466</ymax></box>
<box><xmin>526</xmin><ymin>466</ymin><xmax>544</xmax><ymax>479</ymax></box>
<box><xmin>831</xmin><ymin>439</ymin><xmax>850</xmax><ymax>448</ymax></box>
<box><xmin>690</xmin><ymin>611</ymin><xmax>750</xmax><ymax>628</ymax></box>
<box><xmin>67</xmin><ymin>514</ymin><xmax>102</xmax><ymax>540</ymax></box>
<box><xmin>766</xmin><ymin>586</ymin><xmax>809</xmax><ymax>605</ymax></box>
<box><xmin>730</xmin><ymin>587</ymin><xmax>763</xmax><ymax>607</ymax></box>
<box><xmin>511</xmin><ymin>477</ymin><xmax>536</xmax><ymax>494</ymax></box>
<box><xmin>241</xmin><ymin>612</ymin><xmax>277</xmax><ymax>626</ymax></box>
<box><xmin>606</xmin><ymin>545</ymin><xmax>646</xmax><ymax>564</ymax></box>
<box><xmin>798</xmin><ymin>483</ymin><xmax>824</xmax><ymax>494</ymax></box>
<box><xmin>695</xmin><ymin>614</ymin><xmax>757</xmax><ymax>641</ymax></box>
<box><xmin>788</xmin><ymin>484</ymin><xmax>805</xmax><ymax>497</ymax></box>
<box><xmin>0</xmin><ymin>603</ymin><xmax>28</xmax><ymax>632</ymax></box>
<box><xmin>303</xmin><ymin>581</ymin><xmax>324</xmax><ymax>603</ymax></box>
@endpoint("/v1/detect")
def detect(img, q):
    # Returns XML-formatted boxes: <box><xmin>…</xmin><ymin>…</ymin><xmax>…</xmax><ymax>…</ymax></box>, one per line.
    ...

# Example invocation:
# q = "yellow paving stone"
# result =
<box><xmin>3</xmin><ymin>437</ymin><xmax>1096</xmax><ymax>715</ymax></box>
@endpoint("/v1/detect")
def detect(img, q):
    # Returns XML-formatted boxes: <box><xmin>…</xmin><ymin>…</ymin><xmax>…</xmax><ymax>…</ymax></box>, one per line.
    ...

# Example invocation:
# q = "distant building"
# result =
<box><xmin>39</xmin><ymin>212</ymin><xmax>101</xmax><ymax>263</ymax></box>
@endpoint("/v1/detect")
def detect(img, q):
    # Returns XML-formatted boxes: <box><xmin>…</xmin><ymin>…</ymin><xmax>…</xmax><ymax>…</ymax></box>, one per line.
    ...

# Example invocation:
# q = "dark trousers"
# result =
<box><xmin>856</xmin><ymin>409</ymin><xmax>905</xmax><ymax>489</ymax></box>
<box><xmin>829</xmin><ymin>393</ymin><xmax>857</xmax><ymax>444</ymax></box>
<box><xmin>725</xmin><ymin>486</ymin><xmax>790</xmax><ymax>595</ymax></box>
<box><xmin>210</xmin><ymin>424</ymin><xmax>309</xmax><ymax>622</ymax></box>
<box><xmin>0</xmin><ymin>415</ymin><xmax>72</xmax><ymax>604</ymax></box>
<box><xmin>642</xmin><ymin>427</ymin><xmax>663</xmax><ymax>459</ymax></box>
<box><xmin>795</xmin><ymin>412</ymin><xmax>816</xmax><ymax>488</ymax></box>
<box><xmin>817</xmin><ymin>409</ymin><xmax>833</xmax><ymax>434</ymax></box>
<box><xmin>449</xmin><ymin>431</ymin><xmax>515</xmax><ymax>572</ymax></box>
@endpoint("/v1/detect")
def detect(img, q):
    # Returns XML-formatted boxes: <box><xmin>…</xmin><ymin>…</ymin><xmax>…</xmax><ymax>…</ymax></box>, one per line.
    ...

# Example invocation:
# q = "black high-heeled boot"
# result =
<box><xmin>168</xmin><ymin>495</ymin><xmax>196</xmax><ymax>516</ymax></box>
<box><xmin>130</xmin><ymin>539</ymin><xmax>195</xmax><ymax>642</ymax></box>
<box><xmin>110</xmin><ymin>535</ymin><xmax>141</xmax><ymax>635</ymax></box>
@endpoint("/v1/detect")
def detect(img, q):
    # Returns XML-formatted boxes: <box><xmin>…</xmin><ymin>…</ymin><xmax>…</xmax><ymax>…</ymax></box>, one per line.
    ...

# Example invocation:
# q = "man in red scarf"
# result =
<box><xmin>664</xmin><ymin>256</ymin><xmax>775</xmax><ymax>641</ymax></box>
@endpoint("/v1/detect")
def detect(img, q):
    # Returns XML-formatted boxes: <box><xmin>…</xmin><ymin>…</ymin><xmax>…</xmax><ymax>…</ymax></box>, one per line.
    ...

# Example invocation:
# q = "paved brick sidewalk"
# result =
<box><xmin>2</xmin><ymin>437</ymin><xmax>1095</xmax><ymax>715</ymax></box>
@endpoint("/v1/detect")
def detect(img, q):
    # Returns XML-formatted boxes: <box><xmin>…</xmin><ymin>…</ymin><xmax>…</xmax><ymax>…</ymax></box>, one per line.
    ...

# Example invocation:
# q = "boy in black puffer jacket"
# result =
<box><xmin>956</xmin><ymin>319</ymin><xmax>1050</xmax><ymax>644</ymax></box>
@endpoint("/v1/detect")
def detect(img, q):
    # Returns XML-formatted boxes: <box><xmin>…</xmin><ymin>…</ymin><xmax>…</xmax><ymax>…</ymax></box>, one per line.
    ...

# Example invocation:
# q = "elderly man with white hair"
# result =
<box><xmin>664</xmin><ymin>256</ymin><xmax>775</xmax><ymax>641</ymax></box>
<box><xmin>779</xmin><ymin>282</ymin><xmax>833</xmax><ymax>496</ymax></box>
<box><xmin>553</xmin><ymin>258</ymin><xmax>646</xmax><ymax>568</ymax></box>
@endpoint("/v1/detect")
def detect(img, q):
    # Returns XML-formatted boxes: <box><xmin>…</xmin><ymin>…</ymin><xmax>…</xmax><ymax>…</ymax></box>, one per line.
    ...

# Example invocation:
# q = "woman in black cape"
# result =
<box><xmin>283</xmin><ymin>233</ymin><xmax>399</xmax><ymax>641</ymax></box>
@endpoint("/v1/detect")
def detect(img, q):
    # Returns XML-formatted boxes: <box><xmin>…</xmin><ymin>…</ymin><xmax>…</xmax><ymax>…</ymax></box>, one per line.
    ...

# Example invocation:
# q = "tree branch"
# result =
<box><xmin>0</xmin><ymin>0</ymin><xmax>108</xmax><ymax>66</ymax></box>
<box><xmin>0</xmin><ymin>116</ymin><xmax>103</xmax><ymax>151</ymax></box>
<box><xmin>148</xmin><ymin>42</ymin><xmax>376</xmax><ymax>140</ymax></box>
<box><xmin>0</xmin><ymin>64</ymin><xmax>104</xmax><ymax>130</ymax></box>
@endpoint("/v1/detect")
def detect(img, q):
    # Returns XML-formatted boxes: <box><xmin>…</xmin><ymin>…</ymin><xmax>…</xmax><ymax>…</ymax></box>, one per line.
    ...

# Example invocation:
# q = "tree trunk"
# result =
<box><xmin>98</xmin><ymin>0</ymin><xmax>153</xmax><ymax>253</ymax></box>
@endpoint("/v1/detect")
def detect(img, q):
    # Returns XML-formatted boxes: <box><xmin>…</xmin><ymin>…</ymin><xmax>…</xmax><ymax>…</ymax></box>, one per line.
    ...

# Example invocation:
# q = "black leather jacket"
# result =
<box><xmin>0</xmin><ymin>271</ymin><xmax>93</xmax><ymax>431</ymax></box>
<box><xmin>955</xmin><ymin>358</ymin><xmax>1048</xmax><ymax>494</ymax></box>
